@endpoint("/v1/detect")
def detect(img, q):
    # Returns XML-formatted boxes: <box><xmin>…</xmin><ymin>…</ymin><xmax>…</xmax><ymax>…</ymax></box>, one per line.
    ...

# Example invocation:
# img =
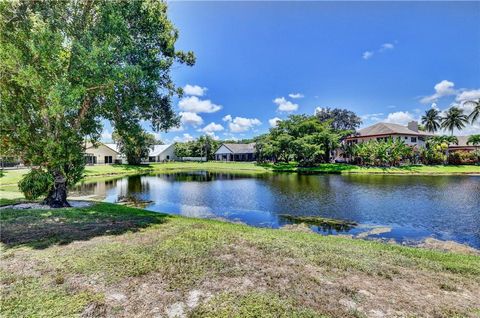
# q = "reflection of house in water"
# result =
<box><xmin>73</xmin><ymin>178</ymin><xmax>122</xmax><ymax>198</ymax></box>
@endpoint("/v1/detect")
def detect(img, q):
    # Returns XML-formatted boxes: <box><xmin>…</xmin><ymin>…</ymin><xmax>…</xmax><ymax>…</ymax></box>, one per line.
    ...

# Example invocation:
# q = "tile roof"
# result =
<box><xmin>450</xmin><ymin>136</ymin><xmax>479</xmax><ymax>148</ymax></box>
<box><xmin>352</xmin><ymin>123</ymin><xmax>433</xmax><ymax>138</ymax></box>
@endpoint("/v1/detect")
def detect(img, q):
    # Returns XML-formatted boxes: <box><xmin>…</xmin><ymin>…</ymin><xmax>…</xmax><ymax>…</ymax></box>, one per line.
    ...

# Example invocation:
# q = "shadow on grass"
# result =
<box><xmin>0</xmin><ymin>202</ymin><xmax>170</xmax><ymax>249</ymax></box>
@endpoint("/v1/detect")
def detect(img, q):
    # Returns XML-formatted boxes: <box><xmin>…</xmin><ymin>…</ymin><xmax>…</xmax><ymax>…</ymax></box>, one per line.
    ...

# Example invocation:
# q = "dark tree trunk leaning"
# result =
<box><xmin>44</xmin><ymin>171</ymin><xmax>70</xmax><ymax>208</ymax></box>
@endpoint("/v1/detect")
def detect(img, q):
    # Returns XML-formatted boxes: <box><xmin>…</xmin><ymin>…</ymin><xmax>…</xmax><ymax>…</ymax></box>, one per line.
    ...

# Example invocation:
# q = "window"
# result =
<box><xmin>104</xmin><ymin>156</ymin><xmax>113</xmax><ymax>164</ymax></box>
<box><xmin>405</xmin><ymin>136</ymin><xmax>408</xmax><ymax>140</ymax></box>
<box><xmin>411</xmin><ymin>137</ymin><xmax>417</xmax><ymax>143</ymax></box>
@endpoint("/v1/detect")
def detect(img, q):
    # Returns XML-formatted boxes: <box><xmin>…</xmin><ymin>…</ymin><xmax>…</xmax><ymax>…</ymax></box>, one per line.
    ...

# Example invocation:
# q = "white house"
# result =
<box><xmin>148</xmin><ymin>144</ymin><xmax>177</xmax><ymax>162</ymax></box>
<box><xmin>214</xmin><ymin>143</ymin><xmax>256</xmax><ymax>161</ymax></box>
<box><xmin>85</xmin><ymin>142</ymin><xmax>124</xmax><ymax>164</ymax></box>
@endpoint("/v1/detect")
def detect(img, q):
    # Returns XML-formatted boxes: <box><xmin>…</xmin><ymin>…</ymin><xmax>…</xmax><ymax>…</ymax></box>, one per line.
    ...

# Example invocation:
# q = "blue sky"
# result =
<box><xmin>102</xmin><ymin>1</ymin><xmax>480</xmax><ymax>142</ymax></box>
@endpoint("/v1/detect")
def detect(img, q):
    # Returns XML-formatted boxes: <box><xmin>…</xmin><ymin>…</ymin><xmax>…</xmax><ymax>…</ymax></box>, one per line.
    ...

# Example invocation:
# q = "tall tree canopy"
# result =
<box><xmin>314</xmin><ymin>107</ymin><xmax>362</xmax><ymax>131</ymax></box>
<box><xmin>0</xmin><ymin>0</ymin><xmax>194</xmax><ymax>207</ymax></box>
<box><xmin>256</xmin><ymin>114</ymin><xmax>342</xmax><ymax>166</ymax></box>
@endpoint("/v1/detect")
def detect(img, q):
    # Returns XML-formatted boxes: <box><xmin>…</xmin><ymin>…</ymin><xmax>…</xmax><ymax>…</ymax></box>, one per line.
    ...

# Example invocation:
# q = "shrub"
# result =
<box><xmin>18</xmin><ymin>169</ymin><xmax>54</xmax><ymax>200</ymax></box>
<box><xmin>448</xmin><ymin>151</ymin><xmax>478</xmax><ymax>165</ymax></box>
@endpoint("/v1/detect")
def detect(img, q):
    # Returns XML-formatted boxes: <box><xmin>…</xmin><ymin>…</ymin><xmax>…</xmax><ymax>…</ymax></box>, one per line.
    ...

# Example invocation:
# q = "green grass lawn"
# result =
<box><xmin>0</xmin><ymin>202</ymin><xmax>479</xmax><ymax>317</ymax></box>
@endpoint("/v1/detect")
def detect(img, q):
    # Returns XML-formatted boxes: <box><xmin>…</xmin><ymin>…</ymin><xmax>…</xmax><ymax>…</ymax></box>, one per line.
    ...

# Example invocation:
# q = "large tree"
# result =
<box><xmin>315</xmin><ymin>107</ymin><xmax>362</xmax><ymax>131</ymax></box>
<box><xmin>441</xmin><ymin>107</ymin><xmax>468</xmax><ymax>136</ymax></box>
<box><xmin>421</xmin><ymin>108</ymin><xmax>441</xmax><ymax>133</ymax></box>
<box><xmin>0</xmin><ymin>0</ymin><xmax>194</xmax><ymax>207</ymax></box>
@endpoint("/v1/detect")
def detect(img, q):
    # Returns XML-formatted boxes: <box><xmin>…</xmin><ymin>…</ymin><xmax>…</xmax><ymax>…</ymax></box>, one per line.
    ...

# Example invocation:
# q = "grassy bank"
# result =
<box><xmin>1</xmin><ymin>202</ymin><xmax>479</xmax><ymax>317</ymax></box>
<box><xmin>1</xmin><ymin>162</ymin><xmax>479</xmax><ymax>201</ymax></box>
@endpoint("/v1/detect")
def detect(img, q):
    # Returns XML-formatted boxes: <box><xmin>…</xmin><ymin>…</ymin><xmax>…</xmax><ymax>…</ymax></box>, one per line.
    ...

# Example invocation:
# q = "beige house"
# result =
<box><xmin>148</xmin><ymin>144</ymin><xmax>177</xmax><ymax>162</ymax></box>
<box><xmin>85</xmin><ymin>142</ymin><xmax>123</xmax><ymax>164</ymax></box>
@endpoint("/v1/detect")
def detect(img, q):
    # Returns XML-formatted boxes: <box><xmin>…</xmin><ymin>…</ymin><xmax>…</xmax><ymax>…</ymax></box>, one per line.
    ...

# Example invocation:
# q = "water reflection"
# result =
<box><xmin>71</xmin><ymin>171</ymin><xmax>480</xmax><ymax>248</ymax></box>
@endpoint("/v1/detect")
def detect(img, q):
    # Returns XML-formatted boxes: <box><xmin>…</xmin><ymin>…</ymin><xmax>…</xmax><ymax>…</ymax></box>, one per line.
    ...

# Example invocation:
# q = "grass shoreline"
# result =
<box><xmin>1</xmin><ymin>202</ymin><xmax>479</xmax><ymax>317</ymax></box>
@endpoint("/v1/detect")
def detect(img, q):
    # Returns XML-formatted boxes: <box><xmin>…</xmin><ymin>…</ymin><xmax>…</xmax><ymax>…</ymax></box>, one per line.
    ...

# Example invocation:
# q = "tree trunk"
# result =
<box><xmin>44</xmin><ymin>171</ymin><xmax>70</xmax><ymax>208</ymax></box>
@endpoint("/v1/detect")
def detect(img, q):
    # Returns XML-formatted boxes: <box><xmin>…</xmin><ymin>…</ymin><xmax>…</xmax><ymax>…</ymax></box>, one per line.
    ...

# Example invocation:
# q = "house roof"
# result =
<box><xmin>348</xmin><ymin>122</ymin><xmax>433</xmax><ymax>139</ymax></box>
<box><xmin>449</xmin><ymin>136</ymin><xmax>479</xmax><ymax>148</ymax></box>
<box><xmin>217</xmin><ymin>143</ymin><xmax>256</xmax><ymax>154</ymax></box>
<box><xmin>149</xmin><ymin>144</ymin><xmax>173</xmax><ymax>156</ymax></box>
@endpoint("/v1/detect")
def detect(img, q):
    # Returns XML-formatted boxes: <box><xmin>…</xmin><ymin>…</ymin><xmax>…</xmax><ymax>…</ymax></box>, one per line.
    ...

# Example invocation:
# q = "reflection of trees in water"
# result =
<box><xmin>278</xmin><ymin>214</ymin><xmax>357</xmax><ymax>234</ymax></box>
<box><xmin>152</xmin><ymin>171</ymin><xmax>260</xmax><ymax>182</ymax></box>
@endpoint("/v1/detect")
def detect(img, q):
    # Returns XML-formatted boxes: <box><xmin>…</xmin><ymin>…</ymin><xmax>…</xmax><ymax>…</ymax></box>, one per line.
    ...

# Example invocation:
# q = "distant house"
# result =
<box><xmin>148</xmin><ymin>144</ymin><xmax>177</xmax><ymax>162</ymax></box>
<box><xmin>335</xmin><ymin>121</ymin><xmax>433</xmax><ymax>162</ymax></box>
<box><xmin>85</xmin><ymin>142</ymin><xmax>124</xmax><ymax>164</ymax></box>
<box><xmin>345</xmin><ymin>121</ymin><xmax>433</xmax><ymax>146</ymax></box>
<box><xmin>448</xmin><ymin>136</ymin><xmax>480</xmax><ymax>153</ymax></box>
<box><xmin>214</xmin><ymin>143</ymin><xmax>256</xmax><ymax>161</ymax></box>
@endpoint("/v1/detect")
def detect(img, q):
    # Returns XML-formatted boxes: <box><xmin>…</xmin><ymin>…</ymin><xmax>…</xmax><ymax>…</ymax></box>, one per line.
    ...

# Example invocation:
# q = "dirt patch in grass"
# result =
<box><xmin>418</xmin><ymin>238</ymin><xmax>480</xmax><ymax>256</ymax></box>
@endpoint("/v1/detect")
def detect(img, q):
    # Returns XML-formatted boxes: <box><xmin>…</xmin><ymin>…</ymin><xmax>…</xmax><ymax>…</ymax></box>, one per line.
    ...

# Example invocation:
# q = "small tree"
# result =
<box><xmin>467</xmin><ymin>135</ymin><xmax>480</xmax><ymax>146</ymax></box>
<box><xmin>0</xmin><ymin>0</ymin><xmax>194</xmax><ymax>207</ymax></box>
<box><xmin>112</xmin><ymin>128</ymin><xmax>157</xmax><ymax>165</ymax></box>
<box><xmin>441</xmin><ymin>107</ymin><xmax>468</xmax><ymax>135</ymax></box>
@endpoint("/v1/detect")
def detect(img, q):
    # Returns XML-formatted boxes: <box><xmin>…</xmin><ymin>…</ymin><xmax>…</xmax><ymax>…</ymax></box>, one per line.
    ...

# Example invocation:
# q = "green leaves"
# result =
<box><xmin>1</xmin><ymin>0</ymin><xmax>194</xmax><ymax>203</ymax></box>
<box><xmin>18</xmin><ymin>169</ymin><xmax>54</xmax><ymax>200</ymax></box>
<box><xmin>256</xmin><ymin>115</ymin><xmax>341</xmax><ymax>166</ymax></box>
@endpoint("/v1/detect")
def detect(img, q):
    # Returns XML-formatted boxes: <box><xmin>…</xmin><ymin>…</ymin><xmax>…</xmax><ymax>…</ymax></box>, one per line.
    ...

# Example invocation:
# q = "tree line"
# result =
<box><xmin>255</xmin><ymin>108</ymin><xmax>362</xmax><ymax>166</ymax></box>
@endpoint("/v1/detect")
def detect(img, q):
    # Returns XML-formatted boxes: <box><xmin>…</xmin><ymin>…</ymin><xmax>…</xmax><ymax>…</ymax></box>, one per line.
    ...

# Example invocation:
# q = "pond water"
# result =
<box><xmin>72</xmin><ymin>171</ymin><xmax>480</xmax><ymax>248</ymax></box>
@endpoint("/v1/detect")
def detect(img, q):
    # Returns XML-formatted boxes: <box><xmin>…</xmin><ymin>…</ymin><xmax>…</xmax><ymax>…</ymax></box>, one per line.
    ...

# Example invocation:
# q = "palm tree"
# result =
<box><xmin>465</xmin><ymin>100</ymin><xmax>480</xmax><ymax>124</ymax></box>
<box><xmin>441</xmin><ymin>107</ymin><xmax>468</xmax><ymax>135</ymax></box>
<box><xmin>467</xmin><ymin>134</ymin><xmax>480</xmax><ymax>146</ymax></box>
<box><xmin>421</xmin><ymin>108</ymin><xmax>441</xmax><ymax>133</ymax></box>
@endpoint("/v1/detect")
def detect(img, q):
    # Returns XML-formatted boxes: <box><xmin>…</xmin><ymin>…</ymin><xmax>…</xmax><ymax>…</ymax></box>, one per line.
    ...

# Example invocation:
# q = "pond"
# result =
<box><xmin>72</xmin><ymin>171</ymin><xmax>480</xmax><ymax>248</ymax></box>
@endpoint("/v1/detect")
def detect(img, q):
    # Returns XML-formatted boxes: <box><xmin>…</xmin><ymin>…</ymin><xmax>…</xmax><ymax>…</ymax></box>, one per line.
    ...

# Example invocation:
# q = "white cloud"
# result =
<box><xmin>183</xmin><ymin>84</ymin><xmax>207</xmax><ymax>96</ymax></box>
<box><xmin>180</xmin><ymin>111</ymin><xmax>203</xmax><ymax>127</ymax></box>
<box><xmin>361</xmin><ymin>113</ymin><xmax>384</xmax><ymax>122</ymax></box>
<box><xmin>178</xmin><ymin>96</ymin><xmax>222</xmax><ymax>113</ymax></box>
<box><xmin>420</xmin><ymin>80</ymin><xmax>456</xmax><ymax>104</ymax></box>
<box><xmin>384</xmin><ymin>111</ymin><xmax>416</xmax><ymax>125</ymax></box>
<box><xmin>222</xmin><ymin>114</ymin><xmax>232</xmax><ymax>122</ymax></box>
<box><xmin>273</xmin><ymin>97</ymin><xmax>299</xmax><ymax>112</ymax></box>
<box><xmin>201</xmin><ymin>122</ymin><xmax>224</xmax><ymax>133</ymax></box>
<box><xmin>168</xmin><ymin>125</ymin><xmax>184</xmax><ymax>132</ymax></box>
<box><xmin>362</xmin><ymin>51</ymin><xmax>374</xmax><ymax>60</ymax></box>
<box><xmin>456</xmin><ymin>89</ymin><xmax>480</xmax><ymax>103</ymax></box>
<box><xmin>101</xmin><ymin>129</ymin><xmax>112</xmax><ymax>141</ymax></box>
<box><xmin>379</xmin><ymin>43</ymin><xmax>394</xmax><ymax>52</ymax></box>
<box><xmin>363</xmin><ymin>42</ymin><xmax>395</xmax><ymax>60</ymax></box>
<box><xmin>205</xmin><ymin>131</ymin><xmax>220</xmax><ymax>140</ymax></box>
<box><xmin>268</xmin><ymin>117</ymin><xmax>281</xmax><ymax>128</ymax></box>
<box><xmin>228</xmin><ymin>117</ymin><xmax>262</xmax><ymax>133</ymax></box>
<box><xmin>288</xmin><ymin>93</ymin><xmax>304</xmax><ymax>99</ymax></box>
<box><xmin>173</xmin><ymin>133</ymin><xmax>195</xmax><ymax>143</ymax></box>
